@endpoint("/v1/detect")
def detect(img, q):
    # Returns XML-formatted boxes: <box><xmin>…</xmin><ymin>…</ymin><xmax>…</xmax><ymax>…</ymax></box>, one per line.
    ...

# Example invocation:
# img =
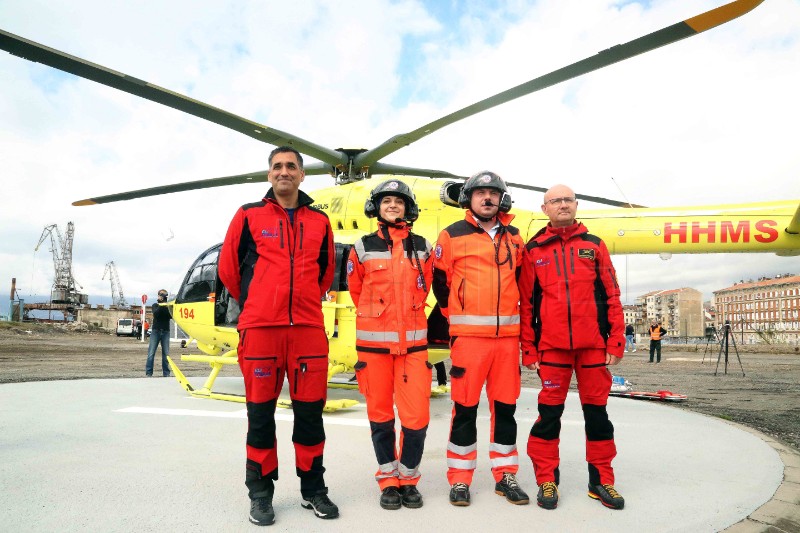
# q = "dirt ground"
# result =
<box><xmin>1</xmin><ymin>322</ymin><xmax>799</xmax><ymax>450</ymax></box>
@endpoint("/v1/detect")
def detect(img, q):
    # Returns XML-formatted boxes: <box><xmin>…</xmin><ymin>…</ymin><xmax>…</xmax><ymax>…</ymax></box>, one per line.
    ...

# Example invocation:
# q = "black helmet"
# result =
<box><xmin>457</xmin><ymin>171</ymin><xmax>512</xmax><ymax>212</ymax></box>
<box><xmin>364</xmin><ymin>179</ymin><xmax>419</xmax><ymax>223</ymax></box>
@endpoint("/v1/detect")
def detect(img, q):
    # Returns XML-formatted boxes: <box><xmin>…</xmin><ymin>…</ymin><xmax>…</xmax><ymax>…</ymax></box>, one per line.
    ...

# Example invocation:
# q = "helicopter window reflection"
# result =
<box><xmin>331</xmin><ymin>243</ymin><xmax>351</xmax><ymax>293</ymax></box>
<box><xmin>177</xmin><ymin>245</ymin><xmax>220</xmax><ymax>304</ymax></box>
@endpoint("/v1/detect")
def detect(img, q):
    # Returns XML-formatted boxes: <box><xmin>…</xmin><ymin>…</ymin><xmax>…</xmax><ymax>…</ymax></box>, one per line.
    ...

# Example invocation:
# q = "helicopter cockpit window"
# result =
<box><xmin>177</xmin><ymin>245</ymin><xmax>220</xmax><ymax>304</ymax></box>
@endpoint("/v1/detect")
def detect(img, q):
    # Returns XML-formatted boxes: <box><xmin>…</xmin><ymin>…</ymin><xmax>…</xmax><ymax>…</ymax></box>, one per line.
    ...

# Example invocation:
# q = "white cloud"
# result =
<box><xmin>1</xmin><ymin>0</ymin><xmax>798</xmax><ymax>315</ymax></box>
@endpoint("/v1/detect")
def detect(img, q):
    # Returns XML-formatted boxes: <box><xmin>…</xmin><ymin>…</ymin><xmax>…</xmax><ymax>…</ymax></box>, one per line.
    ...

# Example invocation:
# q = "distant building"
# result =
<box><xmin>713</xmin><ymin>274</ymin><xmax>800</xmax><ymax>344</ymax></box>
<box><xmin>623</xmin><ymin>305</ymin><xmax>638</xmax><ymax>328</ymax></box>
<box><xmin>634</xmin><ymin>288</ymin><xmax>704</xmax><ymax>339</ymax></box>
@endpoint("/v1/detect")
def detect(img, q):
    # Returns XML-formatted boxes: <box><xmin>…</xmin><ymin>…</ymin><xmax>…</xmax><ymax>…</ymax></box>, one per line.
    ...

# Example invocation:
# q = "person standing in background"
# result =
<box><xmin>145</xmin><ymin>289</ymin><xmax>171</xmax><ymax>377</ymax></box>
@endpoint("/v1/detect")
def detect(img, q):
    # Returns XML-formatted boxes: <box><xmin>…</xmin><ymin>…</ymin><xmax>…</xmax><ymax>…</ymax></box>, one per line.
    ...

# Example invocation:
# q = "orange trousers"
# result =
<box><xmin>446</xmin><ymin>336</ymin><xmax>521</xmax><ymax>485</ymax></box>
<box><xmin>355</xmin><ymin>349</ymin><xmax>431</xmax><ymax>490</ymax></box>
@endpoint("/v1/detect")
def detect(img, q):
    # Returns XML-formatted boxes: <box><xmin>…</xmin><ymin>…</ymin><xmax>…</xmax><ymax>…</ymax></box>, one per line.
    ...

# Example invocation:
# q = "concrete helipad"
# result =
<box><xmin>0</xmin><ymin>376</ymin><xmax>795</xmax><ymax>532</ymax></box>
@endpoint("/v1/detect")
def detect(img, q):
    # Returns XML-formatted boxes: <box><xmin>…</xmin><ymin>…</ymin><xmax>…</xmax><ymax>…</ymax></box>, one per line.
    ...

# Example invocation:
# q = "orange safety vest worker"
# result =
<box><xmin>650</xmin><ymin>325</ymin><xmax>663</xmax><ymax>340</ymax></box>
<box><xmin>348</xmin><ymin>219</ymin><xmax>434</xmax><ymax>498</ymax></box>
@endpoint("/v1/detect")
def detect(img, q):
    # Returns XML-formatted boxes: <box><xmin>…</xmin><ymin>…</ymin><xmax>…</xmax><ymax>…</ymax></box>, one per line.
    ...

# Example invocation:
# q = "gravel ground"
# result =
<box><xmin>1</xmin><ymin>322</ymin><xmax>798</xmax><ymax>450</ymax></box>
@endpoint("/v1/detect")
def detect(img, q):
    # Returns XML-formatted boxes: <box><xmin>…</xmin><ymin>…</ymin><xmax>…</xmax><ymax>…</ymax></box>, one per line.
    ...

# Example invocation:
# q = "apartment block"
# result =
<box><xmin>713</xmin><ymin>274</ymin><xmax>800</xmax><ymax>344</ymax></box>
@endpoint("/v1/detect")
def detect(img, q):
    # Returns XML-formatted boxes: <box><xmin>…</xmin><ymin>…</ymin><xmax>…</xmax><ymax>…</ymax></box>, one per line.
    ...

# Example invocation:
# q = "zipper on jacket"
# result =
<box><xmin>570</xmin><ymin>247</ymin><xmax>575</xmax><ymax>274</ymax></box>
<box><xmin>299</xmin><ymin>222</ymin><xmax>304</xmax><ymax>250</ymax></box>
<box><xmin>494</xmin><ymin>236</ymin><xmax>502</xmax><ymax>336</ymax></box>
<box><xmin>279</xmin><ymin>220</ymin><xmax>285</xmax><ymax>249</ymax></box>
<box><xmin>560</xmin><ymin>242</ymin><xmax>574</xmax><ymax>350</ymax></box>
<box><xmin>288</xmin><ymin>218</ymin><xmax>295</xmax><ymax>325</ymax></box>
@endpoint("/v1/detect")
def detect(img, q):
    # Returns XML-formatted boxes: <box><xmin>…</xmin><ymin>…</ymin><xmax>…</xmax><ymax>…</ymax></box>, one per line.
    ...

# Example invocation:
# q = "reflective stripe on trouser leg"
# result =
<box><xmin>371</xmin><ymin>419</ymin><xmax>399</xmax><ymax>489</ymax></box>
<box><xmin>489</xmin><ymin>400</ymin><xmax>519</xmax><ymax>481</ymax></box>
<box><xmin>575</xmin><ymin>350</ymin><xmax>616</xmax><ymax>485</ymax></box>
<box><xmin>395</xmin><ymin>350</ymin><xmax>431</xmax><ymax>485</ymax></box>
<box><xmin>484</xmin><ymin>338</ymin><xmax>522</xmax><ymax>482</ymax></box>
<box><xmin>398</xmin><ymin>425</ymin><xmax>427</xmax><ymax>484</ymax></box>
<box><xmin>447</xmin><ymin>402</ymin><xmax>478</xmax><ymax>485</ymax></box>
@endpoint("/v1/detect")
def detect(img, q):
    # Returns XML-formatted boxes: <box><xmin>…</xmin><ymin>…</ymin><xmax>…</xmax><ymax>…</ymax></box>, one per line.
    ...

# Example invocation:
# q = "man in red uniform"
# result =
<box><xmin>433</xmin><ymin>171</ymin><xmax>529</xmax><ymax>507</ymax></box>
<box><xmin>519</xmin><ymin>184</ymin><xmax>626</xmax><ymax>511</ymax></box>
<box><xmin>218</xmin><ymin>146</ymin><xmax>338</xmax><ymax>526</ymax></box>
<box><xmin>347</xmin><ymin>179</ymin><xmax>434</xmax><ymax>510</ymax></box>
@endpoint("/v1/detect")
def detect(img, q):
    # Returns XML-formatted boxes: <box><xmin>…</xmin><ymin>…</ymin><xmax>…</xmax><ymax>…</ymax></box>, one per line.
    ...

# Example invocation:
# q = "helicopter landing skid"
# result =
<box><xmin>430</xmin><ymin>384</ymin><xmax>451</xmax><ymax>397</ymax></box>
<box><xmin>167</xmin><ymin>355</ymin><xmax>361</xmax><ymax>411</ymax></box>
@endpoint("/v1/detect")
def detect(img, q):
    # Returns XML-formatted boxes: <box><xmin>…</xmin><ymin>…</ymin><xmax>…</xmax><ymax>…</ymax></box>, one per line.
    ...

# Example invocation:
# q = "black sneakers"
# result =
<box><xmin>249</xmin><ymin>497</ymin><xmax>275</xmax><ymax>526</ymax></box>
<box><xmin>537</xmin><ymin>481</ymin><xmax>559</xmax><ymax>510</ymax></box>
<box><xmin>301</xmin><ymin>492</ymin><xmax>340</xmax><ymax>519</ymax></box>
<box><xmin>449</xmin><ymin>482</ymin><xmax>471</xmax><ymax>506</ymax></box>
<box><xmin>399</xmin><ymin>485</ymin><xmax>423</xmax><ymax>508</ymax></box>
<box><xmin>380</xmin><ymin>487</ymin><xmax>402</xmax><ymax>510</ymax></box>
<box><xmin>588</xmin><ymin>483</ymin><xmax>625</xmax><ymax>510</ymax></box>
<box><xmin>494</xmin><ymin>473</ymin><xmax>530</xmax><ymax>505</ymax></box>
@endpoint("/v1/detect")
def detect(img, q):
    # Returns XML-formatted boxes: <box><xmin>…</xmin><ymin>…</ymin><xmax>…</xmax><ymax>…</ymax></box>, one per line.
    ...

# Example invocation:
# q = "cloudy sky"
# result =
<box><xmin>1</xmin><ymin>0</ymin><xmax>798</xmax><ymax>316</ymax></box>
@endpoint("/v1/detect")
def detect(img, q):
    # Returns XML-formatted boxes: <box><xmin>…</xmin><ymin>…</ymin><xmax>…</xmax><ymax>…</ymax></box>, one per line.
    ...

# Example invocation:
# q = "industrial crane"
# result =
<box><xmin>102</xmin><ymin>261</ymin><xmax>129</xmax><ymax>308</ymax></box>
<box><xmin>34</xmin><ymin>222</ymin><xmax>88</xmax><ymax>305</ymax></box>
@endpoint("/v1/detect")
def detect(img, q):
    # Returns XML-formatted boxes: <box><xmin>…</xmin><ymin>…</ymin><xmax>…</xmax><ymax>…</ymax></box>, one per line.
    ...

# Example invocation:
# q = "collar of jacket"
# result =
<box><xmin>377</xmin><ymin>220</ymin><xmax>410</xmax><ymax>241</ymax></box>
<box><xmin>533</xmin><ymin>221</ymin><xmax>587</xmax><ymax>245</ymax></box>
<box><xmin>263</xmin><ymin>187</ymin><xmax>315</xmax><ymax>208</ymax></box>
<box><xmin>463</xmin><ymin>209</ymin><xmax>515</xmax><ymax>228</ymax></box>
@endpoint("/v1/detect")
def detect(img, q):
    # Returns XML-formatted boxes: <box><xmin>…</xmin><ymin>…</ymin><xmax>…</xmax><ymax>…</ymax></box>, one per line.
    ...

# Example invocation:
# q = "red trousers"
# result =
<box><xmin>238</xmin><ymin>326</ymin><xmax>329</xmax><ymax>498</ymax></box>
<box><xmin>355</xmin><ymin>349</ymin><xmax>431</xmax><ymax>490</ymax></box>
<box><xmin>526</xmin><ymin>348</ymin><xmax>616</xmax><ymax>486</ymax></box>
<box><xmin>446</xmin><ymin>336</ymin><xmax>521</xmax><ymax>485</ymax></box>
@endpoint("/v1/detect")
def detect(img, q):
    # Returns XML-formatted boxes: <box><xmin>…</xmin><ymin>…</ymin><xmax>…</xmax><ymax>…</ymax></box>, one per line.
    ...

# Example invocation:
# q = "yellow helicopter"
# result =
<box><xmin>2</xmin><ymin>0</ymin><xmax>797</xmax><ymax>407</ymax></box>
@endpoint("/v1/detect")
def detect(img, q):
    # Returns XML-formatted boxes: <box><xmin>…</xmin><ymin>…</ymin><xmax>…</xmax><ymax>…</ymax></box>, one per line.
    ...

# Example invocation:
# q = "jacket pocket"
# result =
<box><xmin>449</xmin><ymin>365</ymin><xmax>467</xmax><ymax>405</ymax></box>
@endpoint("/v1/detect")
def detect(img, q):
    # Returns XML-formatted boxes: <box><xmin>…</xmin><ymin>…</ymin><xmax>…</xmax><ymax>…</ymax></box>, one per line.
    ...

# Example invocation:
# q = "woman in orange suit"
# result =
<box><xmin>347</xmin><ymin>179</ymin><xmax>434</xmax><ymax>510</ymax></box>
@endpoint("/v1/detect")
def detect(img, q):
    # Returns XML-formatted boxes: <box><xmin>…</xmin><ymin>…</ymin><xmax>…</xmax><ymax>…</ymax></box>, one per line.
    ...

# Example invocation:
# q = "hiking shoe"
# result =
<box><xmin>249</xmin><ymin>497</ymin><xmax>275</xmax><ymax>526</ymax></box>
<box><xmin>379</xmin><ymin>486</ymin><xmax>401</xmax><ymax>510</ymax></box>
<box><xmin>301</xmin><ymin>493</ymin><xmax>340</xmax><ymax>519</ymax></box>
<box><xmin>495</xmin><ymin>473</ymin><xmax>529</xmax><ymax>505</ymax></box>
<box><xmin>537</xmin><ymin>481</ymin><xmax>559</xmax><ymax>509</ymax></box>
<box><xmin>449</xmin><ymin>483</ymin><xmax>470</xmax><ymax>506</ymax></box>
<box><xmin>588</xmin><ymin>483</ymin><xmax>625</xmax><ymax>510</ymax></box>
<box><xmin>399</xmin><ymin>485</ymin><xmax>423</xmax><ymax>509</ymax></box>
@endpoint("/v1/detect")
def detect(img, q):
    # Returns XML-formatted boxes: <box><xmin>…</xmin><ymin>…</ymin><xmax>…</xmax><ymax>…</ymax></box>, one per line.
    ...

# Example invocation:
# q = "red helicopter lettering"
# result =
<box><xmin>663</xmin><ymin>220</ymin><xmax>778</xmax><ymax>244</ymax></box>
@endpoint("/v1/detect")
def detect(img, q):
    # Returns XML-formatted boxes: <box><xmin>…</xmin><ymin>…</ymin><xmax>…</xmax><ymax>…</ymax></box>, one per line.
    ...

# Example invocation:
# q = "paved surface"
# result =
<box><xmin>1</xmin><ymin>376</ymin><xmax>797</xmax><ymax>533</ymax></box>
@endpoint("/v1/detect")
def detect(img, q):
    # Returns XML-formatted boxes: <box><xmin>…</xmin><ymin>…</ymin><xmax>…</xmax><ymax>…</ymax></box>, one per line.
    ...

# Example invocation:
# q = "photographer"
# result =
<box><xmin>145</xmin><ymin>289</ymin><xmax>172</xmax><ymax>377</ymax></box>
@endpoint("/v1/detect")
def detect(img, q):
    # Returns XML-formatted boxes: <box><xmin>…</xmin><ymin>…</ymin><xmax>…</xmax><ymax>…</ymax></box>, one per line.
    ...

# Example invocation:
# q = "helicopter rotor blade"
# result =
<box><xmin>447</xmin><ymin>178</ymin><xmax>645</xmax><ymax>208</ymax></box>
<box><xmin>354</xmin><ymin>0</ymin><xmax>764</xmax><ymax>169</ymax></box>
<box><xmin>71</xmin><ymin>163</ymin><xmax>335</xmax><ymax>206</ymax></box>
<box><xmin>368</xmin><ymin>162</ymin><xmax>468</xmax><ymax>181</ymax></box>
<box><xmin>504</xmin><ymin>181</ymin><xmax>645</xmax><ymax>208</ymax></box>
<box><xmin>0</xmin><ymin>29</ymin><xmax>346</xmax><ymax>168</ymax></box>
<box><xmin>72</xmin><ymin>171</ymin><xmax>268</xmax><ymax>206</ymax></box>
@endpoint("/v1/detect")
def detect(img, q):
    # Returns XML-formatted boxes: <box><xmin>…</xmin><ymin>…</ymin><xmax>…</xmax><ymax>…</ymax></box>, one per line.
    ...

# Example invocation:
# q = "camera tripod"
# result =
<box><xmin>715</xmin><ymin>321</ymin><xmax>745</xmax><ymax>377</ymax></box>
<box><xmin>701</xmin><ymin>326</ymin><xmax>720</xmax><ymax>364</ymax></box>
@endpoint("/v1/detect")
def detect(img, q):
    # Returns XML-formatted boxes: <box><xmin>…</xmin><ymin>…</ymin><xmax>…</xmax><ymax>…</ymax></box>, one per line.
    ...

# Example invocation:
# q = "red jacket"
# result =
<box><xmin>519</xmin><ymin>222</ymin><xmax>625</xmax><ymax>365</ymax></box>
<box><xmin>432</xmin><ymin>211</ymin><xmax>524</xmax><ymax>338</ymax></box>
<box><xmin>218</xmin><ymin>189</ymin><xmax>335</xmax><ymax>330</ymax></box>
<box><xmin>347</xmin><ymin>222</ymin><xmax>433</xmax><ymax>355</ymax></box>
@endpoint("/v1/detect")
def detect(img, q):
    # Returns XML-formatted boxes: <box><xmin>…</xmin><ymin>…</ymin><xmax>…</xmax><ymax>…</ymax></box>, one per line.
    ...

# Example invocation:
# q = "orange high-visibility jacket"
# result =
<box><xmin>347</xmin><ymin>222</ymin><xmax>433</xmax><ymax>355</ymax></box>
<box><xmin>649</xmin><ymin>325</ymin><xmax>666</xmax><ymax>340</ymax></box>
<box><xmin>432</xmin><ymin>211</ymin><xmax>524</xmax><ymax>338</ymax></box>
